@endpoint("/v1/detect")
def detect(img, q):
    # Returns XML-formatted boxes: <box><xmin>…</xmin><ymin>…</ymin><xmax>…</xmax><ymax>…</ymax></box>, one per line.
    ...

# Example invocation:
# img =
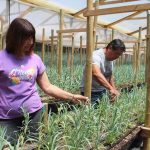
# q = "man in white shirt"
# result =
<box><xmin>80</xmin><ymin>39</ymin><xmax>125</xmax><ymax>104</ymax></box>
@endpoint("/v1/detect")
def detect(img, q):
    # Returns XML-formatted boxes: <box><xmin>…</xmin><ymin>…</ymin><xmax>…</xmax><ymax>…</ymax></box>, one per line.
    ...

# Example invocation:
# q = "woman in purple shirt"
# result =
<box><xmin>0</xmin><ymin>18</ymin><xmax>88</xmax><ymax>145</ymax></box>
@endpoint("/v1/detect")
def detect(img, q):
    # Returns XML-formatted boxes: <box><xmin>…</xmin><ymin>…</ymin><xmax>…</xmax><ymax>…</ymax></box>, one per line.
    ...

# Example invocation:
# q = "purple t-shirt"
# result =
<box><xmin>0</xmin><ymin>50</ymin><xmax>45</xmax><ymax>119</ymax></box>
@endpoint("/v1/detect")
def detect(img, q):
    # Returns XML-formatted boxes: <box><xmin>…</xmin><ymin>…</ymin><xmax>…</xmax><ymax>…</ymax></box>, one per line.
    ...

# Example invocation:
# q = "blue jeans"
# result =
<box><xmin>81</xmin><ymin>89</ymin><xmax>106</xmax><ymax>105</ymax></box>
<box><xmin>0</xmin><ymin>108</ymin><xmax>43</xmax><ymax>145</ymax></box>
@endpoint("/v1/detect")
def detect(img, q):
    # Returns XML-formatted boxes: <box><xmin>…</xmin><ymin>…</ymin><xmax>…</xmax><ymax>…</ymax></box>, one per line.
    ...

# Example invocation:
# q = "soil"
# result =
<box><xmin>106</xmin><ymin>126</ymin><xmax>142</xmax><ymax>150</ymax></box>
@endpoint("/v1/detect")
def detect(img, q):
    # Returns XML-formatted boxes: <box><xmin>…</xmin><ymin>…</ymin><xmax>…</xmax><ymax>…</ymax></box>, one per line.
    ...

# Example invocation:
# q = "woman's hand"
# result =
<box><xmin>71</xmin><ymin>94</ymin><xmax>89</xmax><ymax>104</ymax></box>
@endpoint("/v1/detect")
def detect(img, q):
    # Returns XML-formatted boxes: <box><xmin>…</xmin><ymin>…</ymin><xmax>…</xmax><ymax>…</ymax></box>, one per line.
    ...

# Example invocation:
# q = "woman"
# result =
<box><xmin>0</xmin><ymin>18</ymin><xmax>88</xmax><ymax>145</ymax></box>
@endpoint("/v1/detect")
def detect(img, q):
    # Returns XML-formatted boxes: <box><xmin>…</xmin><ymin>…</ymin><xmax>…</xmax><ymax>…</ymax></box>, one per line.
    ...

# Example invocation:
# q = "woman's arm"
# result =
<box><xmin>36</xmin><ymin>71</ymin><xmax>89</xmax><ymax>104</ymax></box>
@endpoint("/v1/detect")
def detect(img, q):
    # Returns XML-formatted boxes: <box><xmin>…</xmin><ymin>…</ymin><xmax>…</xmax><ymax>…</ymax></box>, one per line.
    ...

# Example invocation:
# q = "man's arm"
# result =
<box><xmin>109</xmin><ymin>75</ymin><xmax>116</xmax><ymax>89</ymax></box>
<box><xmin>92</xmin><ymin>64</ymin><xmax>119</xmax><ymax>97</ymax></box>
<box><xmin>92</xmin><ymin>64</ymin><xmax>113</xmax><ymax>91</ymax></box>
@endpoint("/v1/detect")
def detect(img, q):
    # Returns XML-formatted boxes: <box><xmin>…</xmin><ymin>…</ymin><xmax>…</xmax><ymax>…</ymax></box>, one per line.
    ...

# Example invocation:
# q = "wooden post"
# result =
<box><xmin>84</xmin><ymin>0</ymin><xmax>94</xmax><ymax>99</ymax></box>
<box><xmin>120</xmin><ymin>55</ymin><xmax>123</xmax><ymax>65</ymax></box>
<box><xmin>115</xmin><ymin>59</ymin><xmax>119</xmax><ymax>67</ymax></box>
<box><xmin>104</xmin><ymin>28</ymin><xmax>108</xmax><ymax>47</ymax></box>
<box><xmin>56</xmin><ymin>39</ymin><xmax>59</xmax><ymax>70</ymax></box>
<box><xmin>125</xmin><ymin>54</ymin><xmax>128</xmax><ymax>65</ymax></box>
<box><xmin>50</xmin><ymin>29</ymin><xmax>54</xmax><ymax>67</ymax></box>
<box><xmin>43</xmin><ymin>103</ymin><xmax>48</xmax><ymax>132</ymax></box>
<box><xmin>137</xmin><ymin>27</ymin><xmax>142</xmax><ymax>71</ymax></box>
<box><xmin>117</xmin><ymin>57</ymin><xmax>120</xmax><ymax>66</ymax></box>
<box><xmin>41</xmin><ymin>28</ymin><xmax>45</xmax><ymax>63</ymax></box>
<box><xmin>58</xmin><ymin>9</ymin><xmax>64</xmax><ymax>78</ymax></box>
<box><xmin>132</xmin><ymin>44</ymin><xmax>136</xmax><ymax>71</ymax></box>
<box><xmin>80</xmin><ymin>36</ymin><xmax>83</xmax><ymax>64</ymax></box>
<box><xmin>144</xmin><ymin>47</ymin><xmax>146</xmax><ymax>66</ymax></box>
<box><xmin>143</xmin><ymin>13</ymin><xmax>150</xmax><ymax>150</ymax></box>
<box><xmin>133</xmin><ymin>43</ymin><xmax>138</xmax><ymax>82</ymax></box>
<box><xmin>112</xmin><ymin>29</ymin><xmax>114</xmax><ymax>40</ymax></box>
<box><xmin>93</xmin><ymin>0</ymin><xmax>99</xmax><ymax>50</ymax></box>
<box><xmin>0</xmin><ymin>21</ymin><xmax>2</xmax><ymax>50</ymax></box>
<box><xmin>71</xmin><ymin>35</ymin><xmax>75</xmax><ymax>76</ymax></box>
<box><xmin>67</xmin><ymin>47</ymin><xmax>71</xmax><ymax>68</ymax></box>
<box><xmin>95</xmin><ymin>35</ymin><xmax>98</xmax><ymax>49</ymax></box>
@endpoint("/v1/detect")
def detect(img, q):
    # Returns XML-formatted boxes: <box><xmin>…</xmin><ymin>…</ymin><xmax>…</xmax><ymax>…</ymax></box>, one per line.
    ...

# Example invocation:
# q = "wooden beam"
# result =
<box><xmin>128</xmin><ymin>26</ymin><xmax>147</xmax><ymax>35</ymax></box>
<box><xmin>49</xmin><ymin>35</ymin><xmax>73</xmax><ymax>39</ymax></box>
<box><xmin>18</xmin><ymin>6</ymin><xmax>33</xmax><ymax>18</ymax></box>
<box><xmin>127</xmin><ymin>17</ymin><xmax>146</xmax><ymax>20</ymax></box>
<box><xmin>20</xmin><ymin>0</ymin><xmax>74</xmax><ymax>13</ymax></box>
<box><xmin>57</xmin><ymin>28</ymin><xmax>86</xmax><ymax>33</ymax></box>
<box><xmin>40</xmin><ymin>39</ymin><xmax>58</xmax><ymax>43</ymax></box>
<box><xmin>125</xmin><ymin>46</ymin><xmax>145</xmax><ymax>49</ymax></box>
<box><xmin>74</xmin><ymin>0</ymin><xmax>139</xmax><ymax>17</ymax></box>
<box><xmin>74</xmin><ymin>8</ymin><xmax>87</xmax><ymax>18</ymax></box>
<box><xmin>97</xmin><ymin>0</ymin><xmax>139</xmax><ymax>5</ymax></box>
<box><xmin>105</xmin><ymin>11</ymin><xmax>143</xmax><ymax>28</ymax></box>
<box><xmin>45</xmin><ymin>20</ymin><xmax>86</xmax><ymax>26</ymax></box>
<box><xmin>83</xmin><ymin>3</ymin><xmax>150</xmax><ymax>16</ymax></box>
<box><xmin>97</xmin><ymin>40</ymin><xmax>138</xmax><ymax>44</ymax></box>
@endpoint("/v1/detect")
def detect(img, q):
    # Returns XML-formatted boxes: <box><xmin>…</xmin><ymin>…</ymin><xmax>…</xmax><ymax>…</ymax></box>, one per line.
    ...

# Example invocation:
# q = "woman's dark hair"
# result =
<box><xmin>106</xmin><ymin>39</ymin><xmax>126</xmax><ymax>52</ymax></box>
<box><xmin>6</xmin><ymin>18</ymin><xmax>35</xmax><ymax>57</ymax></box>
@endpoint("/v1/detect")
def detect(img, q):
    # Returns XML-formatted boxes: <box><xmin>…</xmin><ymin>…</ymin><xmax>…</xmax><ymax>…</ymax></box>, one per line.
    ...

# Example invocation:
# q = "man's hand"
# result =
<box><xmin>109</xmin><ymin>88</ymin><xmax>120</xmax><ymax>102</ymax></box>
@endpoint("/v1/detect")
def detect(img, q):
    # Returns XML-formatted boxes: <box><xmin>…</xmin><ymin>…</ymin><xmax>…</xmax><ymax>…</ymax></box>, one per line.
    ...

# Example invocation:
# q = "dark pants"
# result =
<box><xmin>81</xmin><ymin>89</ymin><xmax>106</xmax><ymax>105</ymax></box>
<box><xmin>0</xmin><ymin>108</ymin><xmax>43</xmax><ymax>145</ymax></box>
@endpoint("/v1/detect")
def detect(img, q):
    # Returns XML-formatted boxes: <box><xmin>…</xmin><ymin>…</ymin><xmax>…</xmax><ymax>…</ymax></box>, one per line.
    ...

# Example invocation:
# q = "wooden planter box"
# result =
<box><xmin>107</xmin><ymin>126</ymin><xmax>142</xmax><ymax>150</ymax></box>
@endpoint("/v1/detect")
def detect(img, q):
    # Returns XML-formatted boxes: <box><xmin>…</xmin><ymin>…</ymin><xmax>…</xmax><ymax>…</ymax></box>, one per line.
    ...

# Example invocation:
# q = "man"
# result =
<box><xmin>80</xmin><ymin>39</ymin><xmax>126</xmax><ymax>104</ymax></box>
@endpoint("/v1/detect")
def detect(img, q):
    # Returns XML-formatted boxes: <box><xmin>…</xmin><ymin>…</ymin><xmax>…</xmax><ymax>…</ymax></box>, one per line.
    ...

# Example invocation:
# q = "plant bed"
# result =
<box><xmin>40</xmin><ymin>81</ymin><xmax>145</xmax><ymax>114</ymax></box>
<box><xmin>3</xmin><ymin>126</ymin><xmax>142</xmax><ymax>150</ymax></box>
<box><xmin>106</xmin><ymin>126</ymin><xmax>142</xmax><ymax>150</ymax></box>
<box><xmin>38</xmin><ymin>88</ymin><xmax>145</xmax><ymax>149</ymax></box>
<box><xmin>119</xmin><ymin>82</ymin><xmax>145</xmax><ymax>93</ymax></box>
<box><xmin>3</xmin><ymin>142</ymin><xmax>38</xmax><ymax>150</ymax></box>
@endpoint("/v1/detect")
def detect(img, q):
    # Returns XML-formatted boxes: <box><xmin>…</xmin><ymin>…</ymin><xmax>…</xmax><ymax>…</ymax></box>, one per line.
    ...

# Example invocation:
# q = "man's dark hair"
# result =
<box><xmin>106</xmin><ymin>39</ymin><xmax>126</xmax><ymax>52</ymax></box>
<box><xmin>6</xmin><ymin>18</ymin><xmax>35</xmax><ymax>57</ymax></box>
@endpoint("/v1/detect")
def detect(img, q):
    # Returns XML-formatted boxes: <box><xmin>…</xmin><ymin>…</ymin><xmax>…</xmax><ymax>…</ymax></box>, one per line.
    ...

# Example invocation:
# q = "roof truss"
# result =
<box><xmin>105</xmin><ymin>11</ymin><xmax>144</xmax><ymax>28</ymax></box>
<box><xmin>74</xmin><ymin>0</ymin><xmax>139</xmax><ymax>17</ymax></box>
<box><xmin>127</xmin><ymin>26</ymin><xmax>147</xmax><ymax>35</ymax></box>
<box><xmin>127</xmin><ymin>17</ymin><xmax>146</xmax><ymax>20</ymax></box>
<box><xmin>83</xmin><ymin>3</ymin><xmax>150</xmax><ymax>16</ymax></box>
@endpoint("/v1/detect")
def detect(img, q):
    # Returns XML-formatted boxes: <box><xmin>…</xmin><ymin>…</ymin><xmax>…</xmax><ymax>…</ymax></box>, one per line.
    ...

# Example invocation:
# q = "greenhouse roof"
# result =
<box><xmin>0</xmin><ymin>0</ymin><xmax>150</xmax><ymax>47</ymax></box>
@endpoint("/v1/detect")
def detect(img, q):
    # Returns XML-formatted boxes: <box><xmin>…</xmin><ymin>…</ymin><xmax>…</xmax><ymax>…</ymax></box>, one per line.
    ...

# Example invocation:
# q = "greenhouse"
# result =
<box><xmin>0</xmin><ymin>0</ymin><xmax>150</xmax><ymax>149</ymax></box>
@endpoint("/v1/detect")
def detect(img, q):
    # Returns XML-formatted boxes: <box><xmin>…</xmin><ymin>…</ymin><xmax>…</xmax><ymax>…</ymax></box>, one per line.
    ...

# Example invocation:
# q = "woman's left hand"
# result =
<box><xmin>72</xmin><ymin>94</ymin><xmax>89</xmax><ymax>104</ymax></box>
